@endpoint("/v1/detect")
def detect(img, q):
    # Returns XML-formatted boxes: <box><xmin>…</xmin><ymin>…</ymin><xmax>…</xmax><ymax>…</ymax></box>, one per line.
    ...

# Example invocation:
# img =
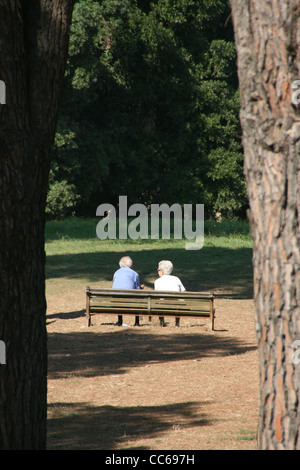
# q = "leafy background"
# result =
<box><xmin>47</xmin><ymin>0</ymin><xmax>248</xmax><ymax>220</ymax></box>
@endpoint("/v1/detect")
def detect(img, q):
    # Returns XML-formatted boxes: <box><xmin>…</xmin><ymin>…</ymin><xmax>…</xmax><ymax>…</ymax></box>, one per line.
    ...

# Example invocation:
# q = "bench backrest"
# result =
<box><xmin>86</xmin><ymin>287</ymin><xmax>214</xmax><ymax>317</ymax></box>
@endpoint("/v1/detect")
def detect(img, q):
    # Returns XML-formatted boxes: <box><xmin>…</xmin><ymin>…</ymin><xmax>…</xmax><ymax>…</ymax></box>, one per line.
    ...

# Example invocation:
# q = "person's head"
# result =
<box><xmin>119</xmin><ymin>256</ymin><xmax>133</xmax><ymax>268</ymax></box>
<box><xmin>157</xmin><ymin>260</ymin><xmax>173</xmax><ymax>276</ymax></box>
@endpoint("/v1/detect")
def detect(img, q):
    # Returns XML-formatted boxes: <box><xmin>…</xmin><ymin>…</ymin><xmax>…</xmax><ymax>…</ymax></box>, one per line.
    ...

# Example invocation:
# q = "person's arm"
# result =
<box><xmin>135</xmin><ymin>273</ymin><xmax>143</xmax><ymax>289</ymax></box>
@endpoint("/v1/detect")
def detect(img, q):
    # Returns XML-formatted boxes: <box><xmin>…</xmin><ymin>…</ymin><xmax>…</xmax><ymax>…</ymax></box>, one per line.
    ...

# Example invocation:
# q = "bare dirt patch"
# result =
<box><xmin>46</xmin><ymin>286</ymin><xmax>259</xmax><ymax>450</ymax></box>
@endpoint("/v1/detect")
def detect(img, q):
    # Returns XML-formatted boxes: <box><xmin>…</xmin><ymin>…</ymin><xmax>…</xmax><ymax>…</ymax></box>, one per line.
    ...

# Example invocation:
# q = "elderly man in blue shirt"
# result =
<box><xmin>112</xmin><ymin>256</ymin><xmax>144</xmax><ymax>325</ymax></box>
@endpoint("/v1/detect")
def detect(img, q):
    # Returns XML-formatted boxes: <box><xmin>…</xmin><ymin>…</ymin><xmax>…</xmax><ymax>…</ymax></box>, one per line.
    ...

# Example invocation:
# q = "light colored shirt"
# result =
<box><xmin>112</xmin><ymin>267</ymin><xmax>140</xmax><ymax>289</ymax></box>
<box><xmin>154</xmin><ymin>275</ymin><xmax>185</xmax><ymax>292</ymax></box>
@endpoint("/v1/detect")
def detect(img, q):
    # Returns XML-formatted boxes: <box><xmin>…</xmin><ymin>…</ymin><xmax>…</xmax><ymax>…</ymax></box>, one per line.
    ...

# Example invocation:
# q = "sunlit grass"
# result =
<box><xmin>45</xmin><ymin>217</ymin><xmax>253</xmax><ymax>298</ymax></box>
<box><xmin>45</xmin><ymin>217</ymin><xmax>252</xmax><ymax>252</ymax></box>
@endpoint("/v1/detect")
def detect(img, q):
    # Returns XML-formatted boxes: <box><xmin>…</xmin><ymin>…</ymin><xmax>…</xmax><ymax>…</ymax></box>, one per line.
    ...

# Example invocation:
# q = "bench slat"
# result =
<box><xmin>90</xmin><ymin>298</ymin><xmax>211</xmax><ymax>311</ymax></box>
<box><xmin>90</xmin><ymin>299</ymin><xmax>149</xmax><ymax>308</ymax></box>
<box><xmin>89</xmin><ymin>288</ymin><xmax>213</xmax><ymax>299</ymax></box>
<box><xmin>90</xmin><ymin>304</ymin><xmax>210</xmax><ymax>313</ymax></box>
<box><xmin>89</xmin><ymin>308</ymin><xmax>210</xmax><ymax>317</ymax></box>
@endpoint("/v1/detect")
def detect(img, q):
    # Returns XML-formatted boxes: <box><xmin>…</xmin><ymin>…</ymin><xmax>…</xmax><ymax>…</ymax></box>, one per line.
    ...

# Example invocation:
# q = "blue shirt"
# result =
<box><xmin>112</xmin><ymin>267</ymin><xmax>140</xmax><ymax>290</ymax></box>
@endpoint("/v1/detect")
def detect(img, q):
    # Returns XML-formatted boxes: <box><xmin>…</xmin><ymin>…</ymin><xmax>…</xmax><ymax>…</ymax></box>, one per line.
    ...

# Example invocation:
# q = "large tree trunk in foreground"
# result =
<box><xmin>0</xmin><ymin>0</ymin><xmax>73</xmax><ymax>449</ymax></box>
<box><xmin>230</xmin><ymin>0</ymin><xmax>300</xmax><ymax>449</ymax></box>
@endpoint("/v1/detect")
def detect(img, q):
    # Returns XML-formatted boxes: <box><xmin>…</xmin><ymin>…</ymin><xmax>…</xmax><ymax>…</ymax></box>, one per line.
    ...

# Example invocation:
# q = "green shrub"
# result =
<box><xmin>46</xmin><ymin>180</ymin><xmax>80</xmax><ymax>220</ymax></box>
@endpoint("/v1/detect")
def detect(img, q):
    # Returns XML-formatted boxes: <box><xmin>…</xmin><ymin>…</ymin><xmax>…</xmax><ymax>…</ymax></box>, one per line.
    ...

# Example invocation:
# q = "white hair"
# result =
<box><xmin>158</xmin><ymin>260</ymin><xmax>173</xmax><ymax>275</ymax></box>
<box><xmin>119</xmin><ymin>256</ymin><xmax>133</xmax><ymax>268</ymax></box>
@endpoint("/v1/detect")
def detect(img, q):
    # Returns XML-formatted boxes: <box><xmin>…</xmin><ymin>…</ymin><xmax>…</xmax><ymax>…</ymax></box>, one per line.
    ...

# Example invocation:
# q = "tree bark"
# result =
<box><xmin>230</xmin><ymin>0</ymin><xmax>300</xmax><ymax>449</ymax></box>
<box><xmin>0</xmin><ymin>0</ymin><xmax>74</xmax><ymax>449</ymax></box>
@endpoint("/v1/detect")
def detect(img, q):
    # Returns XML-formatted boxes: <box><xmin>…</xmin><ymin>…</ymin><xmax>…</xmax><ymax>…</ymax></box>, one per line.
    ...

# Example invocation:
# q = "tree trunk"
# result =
<box><xmin>0</xmin><ymin>0</ymin><xmax>74</xmax><ymax>449</ymax></box>
<box><xmin>230</xmin><ymin>0</ymin><xmax>300</xmax><ymax>449</ymax></box>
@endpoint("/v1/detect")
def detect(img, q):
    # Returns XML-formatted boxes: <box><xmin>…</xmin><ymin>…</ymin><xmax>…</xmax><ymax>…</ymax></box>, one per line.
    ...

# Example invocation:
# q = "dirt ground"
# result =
<box><xmin>46</xmin><ymin>286</ymin><xmax>259</xmax><ymax>450</ymax></box>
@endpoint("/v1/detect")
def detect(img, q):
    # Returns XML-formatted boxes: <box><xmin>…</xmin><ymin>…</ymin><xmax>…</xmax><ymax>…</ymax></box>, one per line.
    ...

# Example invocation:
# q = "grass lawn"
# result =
<box><xmin>45</xmin><ymin>217</ymin><xmax>253</xmax><ymax>299</ymax></box>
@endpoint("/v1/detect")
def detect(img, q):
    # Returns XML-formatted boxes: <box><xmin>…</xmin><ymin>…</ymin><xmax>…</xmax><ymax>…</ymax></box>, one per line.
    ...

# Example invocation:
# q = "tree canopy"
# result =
<box><xmin>48</xmin><ymin>0</ymin><xmax>248</xmax><ymax>219</ymax></box>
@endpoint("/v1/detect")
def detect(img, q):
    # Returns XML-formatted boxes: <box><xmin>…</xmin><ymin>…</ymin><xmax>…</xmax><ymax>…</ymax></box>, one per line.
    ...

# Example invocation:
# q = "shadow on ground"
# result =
<box><xmin>46</xmin><ymin>246</ymin><xmax>253</xmax><ymax>299</ymax></box>
<box><xmin>46</xmin><ymin>241</ymin><xmax>255</xmax><ymax>450</ymax></box>
<box><xmin>48</xmin><ymin>328</ymin><xmax>256</xmax><ymax>380</ymax></box>
<box><xmin>47</xmin><ymin>401</ymin><xmax>212</xmax><ymax>450</ymax></box>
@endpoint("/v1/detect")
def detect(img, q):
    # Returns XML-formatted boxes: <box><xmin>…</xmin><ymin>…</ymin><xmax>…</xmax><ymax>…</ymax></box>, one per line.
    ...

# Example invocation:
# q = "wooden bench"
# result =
<box><xmin>86</xmin><ymin>287</ymin><xmax>215</xmax><ymax>330</ymax></box>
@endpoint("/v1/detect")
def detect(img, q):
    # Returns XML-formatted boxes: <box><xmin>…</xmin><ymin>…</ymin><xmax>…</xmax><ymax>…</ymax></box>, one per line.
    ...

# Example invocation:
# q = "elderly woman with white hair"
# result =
<box><xmin>154</xmin><ymin>260</ymin><xmax>185</xmax><ymax>326</ymax></box>
<box><xmin>154</xmin><ymin>260</ymin><xmax>185</xmax><ymax>292</ymax></box>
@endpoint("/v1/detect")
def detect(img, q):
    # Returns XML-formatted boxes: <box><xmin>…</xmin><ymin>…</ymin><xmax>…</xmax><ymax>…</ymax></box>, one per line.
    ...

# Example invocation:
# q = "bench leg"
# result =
<box><xmin>211</xmin><ymin>305</ymin><xmax>215</xmax><ymax>330</ymax></box>
<box><xmin>175</xmin><ymin>317</ymin><xmax>180</xmax><ymax>327</ymax></box>
<box><xmin>134</xmin><ymin>316</ymin><xmax>140</xmax><ymax>326</ymax></box>
<box><xmin>86</xmin><ymin>292</ymin><xmax>91</xmax><ymax>326</ymax></box>
<box><xmin>116</xmin><ymin>315</ymin><xmax>123</xmax><ymax>326</ymax></box>
<box><xmin>159</xmin><ymin>317</ymin><xmax>165</xmax><ymax>326</ymax></box>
